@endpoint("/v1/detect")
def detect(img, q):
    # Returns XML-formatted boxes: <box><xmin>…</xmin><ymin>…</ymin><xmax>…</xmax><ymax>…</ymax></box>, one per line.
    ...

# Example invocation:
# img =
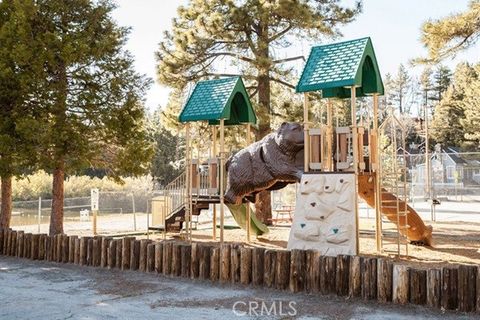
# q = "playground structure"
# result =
<box><xmin>150</xmin><ymin>37</ymin><xmax>432</xmax><ymax>257</ymax></box>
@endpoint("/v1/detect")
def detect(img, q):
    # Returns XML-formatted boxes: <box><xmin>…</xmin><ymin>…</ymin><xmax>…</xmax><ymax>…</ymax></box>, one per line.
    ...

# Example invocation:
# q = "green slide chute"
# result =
<box><xmin>226</xmin><ymin>203</ymin><xmax>269</xmax><ymax>236</ymax></box>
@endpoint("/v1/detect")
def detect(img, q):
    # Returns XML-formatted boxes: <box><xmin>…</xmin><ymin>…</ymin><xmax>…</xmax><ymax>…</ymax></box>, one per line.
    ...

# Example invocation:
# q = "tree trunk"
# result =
<box><xmin>49</xmin><ymin>161</ymin><xmax>65</xmax><ymax>235</ymax></box>
<box><xmin>0</xmin><ymin>175</ymin><xmax>13</xmax><ymax>229</ymax></box>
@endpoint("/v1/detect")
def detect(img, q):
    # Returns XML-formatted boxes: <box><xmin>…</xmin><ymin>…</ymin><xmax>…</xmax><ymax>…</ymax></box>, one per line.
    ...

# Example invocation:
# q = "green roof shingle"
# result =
<box><xmin>296</xmin><ymin>37</ymin><xmax>384</xmax><ymax>98</ymax></box>
<box><xmin>179</xmin><ymin>77</ymin><xmax>256</xmax><ymax>126</ymax></box>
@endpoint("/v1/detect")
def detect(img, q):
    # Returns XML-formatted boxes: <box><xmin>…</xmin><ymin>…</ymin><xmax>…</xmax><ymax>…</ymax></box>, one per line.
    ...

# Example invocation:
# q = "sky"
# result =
<box><xmin>111</xmin><ymin>0</ymin><xmax>480</xmax><ymax>112</ymax></box>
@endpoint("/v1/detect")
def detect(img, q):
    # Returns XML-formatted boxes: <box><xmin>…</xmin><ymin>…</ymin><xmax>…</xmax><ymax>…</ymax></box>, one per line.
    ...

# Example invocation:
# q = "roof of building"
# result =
<box><xmin>296</xmin><ymin>37</ymin><xmax>384</xmax><ymax>98</ymax></box>
<box><xmin>178</xmin><ymin>77</ymin><xmax>257</xmax><ymax>126</ymax></box>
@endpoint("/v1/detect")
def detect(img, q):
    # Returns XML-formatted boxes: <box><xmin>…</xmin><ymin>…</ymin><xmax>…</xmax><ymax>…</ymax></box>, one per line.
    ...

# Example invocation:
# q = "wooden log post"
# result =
<box><xmin>39</xmin><ymin>234</ymin><xmax>47</xmax><ymax>260</ymax></box>
<box><xmin>121</xmin><ymin>237</ymin><xmax>133</xmax><ymax>270</ymax></box>
<box><xmin>46</xmin><ymin>236</ymin><xmax>53</xmax><ymax>262</ymax></box>
<box><xmin>410</xmin><ymin>268</ymin><xmax>427</xmax><ymax>305</ymax></box>
<box><xmin>10</xmin><ymin>231</ymin><xmax>17</xmax><ymax>256</ymax></box>
<box><xmin>16</xmin><ymin>231</ymin><xmax>24</xmax><ymax>258</ymax></box>
<box><xmin>306</xmin><ymin>250</ymin><xmax>321</xmax><ymax>293</ymax></box>
<box><xmin>79</xmin><ymin>237</ymin><xmax>88</xmax><ymax>265</ymax></box>
<box><xmin>230</xmin><ymin>244</ymin><xmax>241</xmax><ymax>284</ymax></box>
<box><xmin>275</xmin><ymin>250</ymin><xmax>291</xmax><ymax>290</ymax></box>
<box><xmin>320</xmin><ymin>256</ymin><xmax>337</xmax><ymax>294</ymax></box>
<box><xmin>94</xmin><ymin>237</ymin><xmax>103</xmax><ymax>267</ymax></box>
<box><xmin>31</xmin><ymin>234</ymin><xmax>40</xmax><ymax>260</ymax></box>
<box><xmin>62</xmin><ymin>235</ymin><xmax>69</xmax><ymax>263</ymax></box>
<box><xmin>180</xmin><ymin>244</ymin><xmax>191</xmax><ymax>278</ymax></box>
<box><xmin>24</xmin><ymin>233</ymin><xmax>32</xmax><ymax>259</ymax></box>
<box><xmin>162</xmin><ymin>242</ymin><xmax>172</xmax><ymax>275</ymax></box>
<box><xmin>108</xmin><ymin>239</ymin><xmax>117</xmax><ymax>269</ymax></box>
<box><xmin>361</xmin><ymin>257</ymin><xmax>378</xmax><ymax>300</ymax></box>
<box><xmin>69</xmin><ymin>236</ymin><xmax>78</xmax><ymax>264</ymax></box>
<box><xmin>264</xmin><ymin>250</ymin><xmax>277</xmax><ymax>288</ymax></box>
<box><xmin>393</xmin><ymin>264</ymin><xmax>410</xmax><ymax>304</ymax></box>
<box><xmin>336</xmin><ymin>255</ymin><xmax>351</xmax><ymax>296</ymax></box>
<box><xmin>130</xmin><ymin>239</ymin><xmax>141</xmax><ymax>271</ymax></box>
<box><xmin>86</xmin><ymin>238</ymin><xmax>94</xmax><ymax>266</ymax></box>
<box><xmin>0</xmin><ymin>229</ymin><xmax>4</xmax><ymax>254</ymax></box>
<box><xmin>476</xmin><ymin>266</ymin><xmax>480</xmax><ymax>313</ymax></box>
<box><xmin>73</xmin><ymin>237</ymin><xmax>80</xmax><ymax>264</ymax></box>
<box><xmin>210</xmin><ymin>247</ymin><xmax>220</xmax><ymax>282</ymax></box>
<box><xmin>441</xmin><ymin>267</ymin><xmax>458</xmax><ymax>310</ymax></box>
<box><xmin>349</xmin><ymin>256</ymin><xmax>362</xmax><ymax>298</ymax></box>
<box><xmin>171</xmin><ymin>242</ymin><xmax>182</xmax><ymax>277</ymax></box>
<box><xmin>101</xmin><ymin>237</ymin><xmax>111</xmax><ymax>268</ymax></box>
<box><xmin>5</xmin><ymin>230</ymin><xmax>11</xmax><ymax>256</ymax></box>
<box><xmin>154</xmin><ymin>242</ymin><xmax>163</xmax><ymax>274</ymax></box>
<box><xmin>289</xmin><ymin>249</ymin><xmax>306</xmax><ymax>293</ymax></box>
<box><xmin>190</xmin><ymin>242</ymin><xmax>199</xmax><ymax>279</ymax></box>
<box><xmin>240</xmin><ymin>247</ymin><xmax>253</xmax><ymax>286</ymax></box>
<box><xmin>220</xmin><ymin>244</ymin><xmax>231</xmax><ymax>283</ymax></box>
<box><xmin>426</xmin><ymin>269</ymin><xmax>442</xmax><ymax>309</ymax></box>
<box><xmin>377</xmin><ymin>258</ymin><xmax>393</xmax><ymax>303</ymax></box>
<box><xmin>56</xmin><ymin>234</ymin><xmax>63</xmax><ymax>262</ymax></box>
<box><xmin>147</xmin><ymin>243</ymin><xmax>155</xmax><ymax>272</ymax></box>
<box><xmin>115</xmin><ymin>239</ymin><xmax>122</xmax><ymax>269</ymax></box>
<box><xmin>458</xmin><ymin>265</ymin><xmax>477</xmax><ymax>312</ymax></box>
<box><xmin>199</xmin><ymin>244</ymin><xmax>211</xmax><ymax>280</ymax></box>
<box><xmin>139</xmin><ymin>239</ymin><xmax>150</xmax><ymax>272</ymax></box>
<box><xmin>251</xmin><ymin>247</ymin><xmax>265</xmax><ymax>286</ymax></box>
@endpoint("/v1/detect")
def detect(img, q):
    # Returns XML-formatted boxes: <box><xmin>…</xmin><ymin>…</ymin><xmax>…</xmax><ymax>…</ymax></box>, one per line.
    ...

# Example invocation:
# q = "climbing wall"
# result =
<box><xmin>288</xmin><ymin>173</ymin><xmax>357</xmax><ymax>256</ymax></box>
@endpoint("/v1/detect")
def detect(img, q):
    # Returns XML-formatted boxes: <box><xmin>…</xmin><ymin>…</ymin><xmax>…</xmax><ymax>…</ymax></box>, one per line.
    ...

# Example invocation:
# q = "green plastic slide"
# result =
<box><xmin>226</xmin><ymin>203</ymin><xmax>269</xmax><ymax>236</ymax></box>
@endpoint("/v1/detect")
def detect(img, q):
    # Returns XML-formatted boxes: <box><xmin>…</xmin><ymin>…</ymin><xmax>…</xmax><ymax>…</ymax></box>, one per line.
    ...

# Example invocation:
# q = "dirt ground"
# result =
<box><xmin>146</xmin><ymin>217</ymin><xmax>480</xmax><ymax>269</ymax></box>
<box><xmin>0</xmin><ymin>256</ymin><xmax>476</xmax><ymax>320</ymax></box>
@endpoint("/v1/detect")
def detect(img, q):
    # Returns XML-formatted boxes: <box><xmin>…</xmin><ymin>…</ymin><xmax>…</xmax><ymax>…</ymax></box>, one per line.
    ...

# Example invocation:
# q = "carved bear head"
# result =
<box><xmin>275</xmin><ymin>122</ymin><xmax>304</xmax><ymax>153</ymax></box>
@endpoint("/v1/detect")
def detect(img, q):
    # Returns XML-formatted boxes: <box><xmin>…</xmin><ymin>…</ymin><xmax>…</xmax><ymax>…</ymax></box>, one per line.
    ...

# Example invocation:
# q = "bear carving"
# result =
<box><xmin>224</xmin><ymin>122</ymin><xmax>304</xmax><ymax>204</ymax></box>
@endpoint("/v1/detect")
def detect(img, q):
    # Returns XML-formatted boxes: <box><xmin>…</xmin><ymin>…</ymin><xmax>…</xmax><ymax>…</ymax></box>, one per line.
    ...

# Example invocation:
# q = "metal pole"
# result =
<box><xmin>219</xmin><ymin>119</ymin><xmax>225</xmax><ymax>243</ymax></box>
<box><xmin>146</xmin><ymin>199</ymin><xmax>150</xmax><ymax>240</ymax></box>
<box><xmin>37</xmin><ymin>197</ymin><xmax>41</xmax><ymax>233</ymax></box>
<box><xmin>424</xmin><ymin>103</ymin><xmax>433</xmax><ymax>221</ymax></box>
<box><xmin>131</xmin><ymin>193</ymin><xmax>137</xmax><ymax>231</ymax></box>
<box><xmin>303</xmin><ymin>93</ymin><xmax>310</xmax><ymax>172</ymax></box>
<box><xmin>351</xmin><ymin>86</ymin><xmax>360</xmax><ymax>255</ymax></box>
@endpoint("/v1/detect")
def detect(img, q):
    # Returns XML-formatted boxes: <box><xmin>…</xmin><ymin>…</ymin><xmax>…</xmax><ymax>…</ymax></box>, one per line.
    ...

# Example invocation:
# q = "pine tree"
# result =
<box><xmin>13</xmin><ymin>0</ymin><xmax>154</xmax><ymax>235</ymax></box>
<box><xmin>430</xmin><ymin>65</ymin><xmax>452</xmax><ymax>102</ymax></box>
<box><xmin>156</xmin><ymin>0</ymin><xmax>361</xmax><ymax>223</ymax></box>
<box><xmin>420</xmin><ymin>0</ymin><xmax>480</xmax><ymax>62</ymax></box>
<box><xmin>389</xmin><ymin>64</ymin><xmax>412</xmax><ymax>114</ymax></box>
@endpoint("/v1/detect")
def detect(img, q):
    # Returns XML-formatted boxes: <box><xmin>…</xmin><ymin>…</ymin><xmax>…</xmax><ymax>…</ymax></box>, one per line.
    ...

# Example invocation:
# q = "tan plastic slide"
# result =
<box><xmin>358</xmin><ymin>173</ymin><xmax>432</xmax><ymax>246</ymax></box>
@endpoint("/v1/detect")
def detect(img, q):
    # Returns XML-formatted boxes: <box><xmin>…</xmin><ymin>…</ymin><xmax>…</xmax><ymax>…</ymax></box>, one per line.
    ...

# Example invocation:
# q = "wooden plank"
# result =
<box><xmin>335</xmin><ymin>255</ymin><xmax>351</xmax><ymax>296</ymax></box>
<box><xmin>62</xmin><ymin>235</ymin><xmax>69</xmax><ymax>263</ymax></box>
<box><xmin>162</xmin><ymin>242</ymin><xmax>172</xmax><ymax>275</ymax></box>
<box><xmin>377</xmin><ymin>258</ymin><xmax>393</xmax><ymax>303</ymax></box>
<box><xmin>199</xmin><ymin>244</ymin><xmax>211</xmax><ymax>280</ymax></box>
<box><xmin>210</xmin><ymin>247</ymin><xmax>220</xmax><ymax>282</ymax></box>
<box><xmin>410</xmin><ymin>268</ymin><xmax>427</xmax><ymax>305</ymax></box>
<box><xmin>305</xmin><ymin>250</ymin><xmax>321</xmax><ymax>293</ymax></box>
<box><xmin>69</xmin><ymin>236</ymin><xmax>78</xmax><ymax>263</ymax></box>
<box><xmin>427</xmin><ymin>269</ymin><xmax>442</xmax><ymax>309</ymax></box>
<box><xmin>31</xmin><ymin>234</ymin><xmax>40</xmax><ymax>260</ymax></box>
<box><xmin>171</xmin><ymin>242</ymin><xmax>182</xmax><ymax>277</ymax></box>
<box><xmin>147</xmin><ymin>243</ymin><xmax>155</xmax><ymax>272</ymax></box>
<box><xmin>230</xmin><ymin>244</ymin><xmax>241</xmax><ymax>284</ymax></box>
<box><xmin>275</xmin><ymin>250</ymin><xmax>291</xmax><ymax>290</ymax></box>
<box><xmin>251</xmin><ymin>247</ymin><xmax>265</xmax><ymax>286</ymax></box>
<box><xmin>130</xmin><ymin>239</ymin><xmax>141</xmax><ymax>271</ymax></box>
<box><xmin>115</xmin><ymin>239</ymin><xmax>122</xmax><ymax>269</ymax></box>
<box><xmin>180</xmin><ymin>244</ymin><xmax>191</xmax><ymax>278</ymax></box>
<box><xmin>190</xmin><ymin>242</ymin><xmax>199</xmax><ymax>279</ymax></box>
<box><xmin>361</xmin><ymin>257</ymin><xmax>377</xmax><ymax>300</ymax></box>
<box><xmin>101</xmin><ymin>237</ymin><xmax>111</xmax><ymax>268</ymax></box>
<box><xmin>220</xmin><ymin>244</ymin><xmax>231</xmax><ymax>283</ymax></box>
<box><xmin>16</xmin><ymin>231</ymin><xmax>24</xmax><ymax>258</ymax></box>
<box><xmin>121</xmin><ymin>237</ymin><xmax>133</xmax><ymax>270</ymax></box>
<box><xmin>108</xmin><ymin>239</ymin><xmax>117</xmax><ymax>269</ymax></box>
<box><xmin>39</xmin><ymin>234</ymin><xmax>47</xmax><ymax>260</ymax></box>
<box><xmin>320</xmin><ymin>256</ymin><xmax>336</xmax><ymax>294</ymax></box>
<box><xmin>264</xmin><ymin>250</ymin><xmax>276</xmax><ymax>288</ymax></box>
<box><xmin>240</xmin><ymin>247</ymin><xmax>253</xmax><ymax>286</ymax></box>
<box><xmin>393</xmin><ymin>264</ymin><xmax>410</xmax><ymax>304</ymax></box>
<box><xmin>441</xmin><ymin>267</ymin><xmax>458</xmax><ymax>310</ymax></box>
<box><xmin>289</xmin><ymin>249</ymin><xmax>306</xmax><ymax>293</ymax></box>
<box><xmin>155</xmin><ymin>242</ymin><xmax>163</xmax><ymax>274</ymax></box>
<box><xmin>139</xmin><ymin>239</ymin><xmax>150</xmax><ymax>272</ymax></box>
<box><xmin>349</xmin><ymin>256</ymin><xmax>362</xmax><ymax>297</ymax></box>
<box><xmin>458</xmin><ymin>265</ymin><xmax>477</xmax><ymax>312</ymax></box>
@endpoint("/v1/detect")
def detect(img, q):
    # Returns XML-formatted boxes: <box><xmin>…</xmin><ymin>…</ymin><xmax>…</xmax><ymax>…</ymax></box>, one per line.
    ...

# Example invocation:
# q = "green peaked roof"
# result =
<box><xmin>179</xmin><ymin>77</ymin><xmax>257</xmax><ymax>126</ymax></box>
<box><xmin>296</xmin><ymin>37</ymin><xmax>384</xmax><ymax>98</ymax></box>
